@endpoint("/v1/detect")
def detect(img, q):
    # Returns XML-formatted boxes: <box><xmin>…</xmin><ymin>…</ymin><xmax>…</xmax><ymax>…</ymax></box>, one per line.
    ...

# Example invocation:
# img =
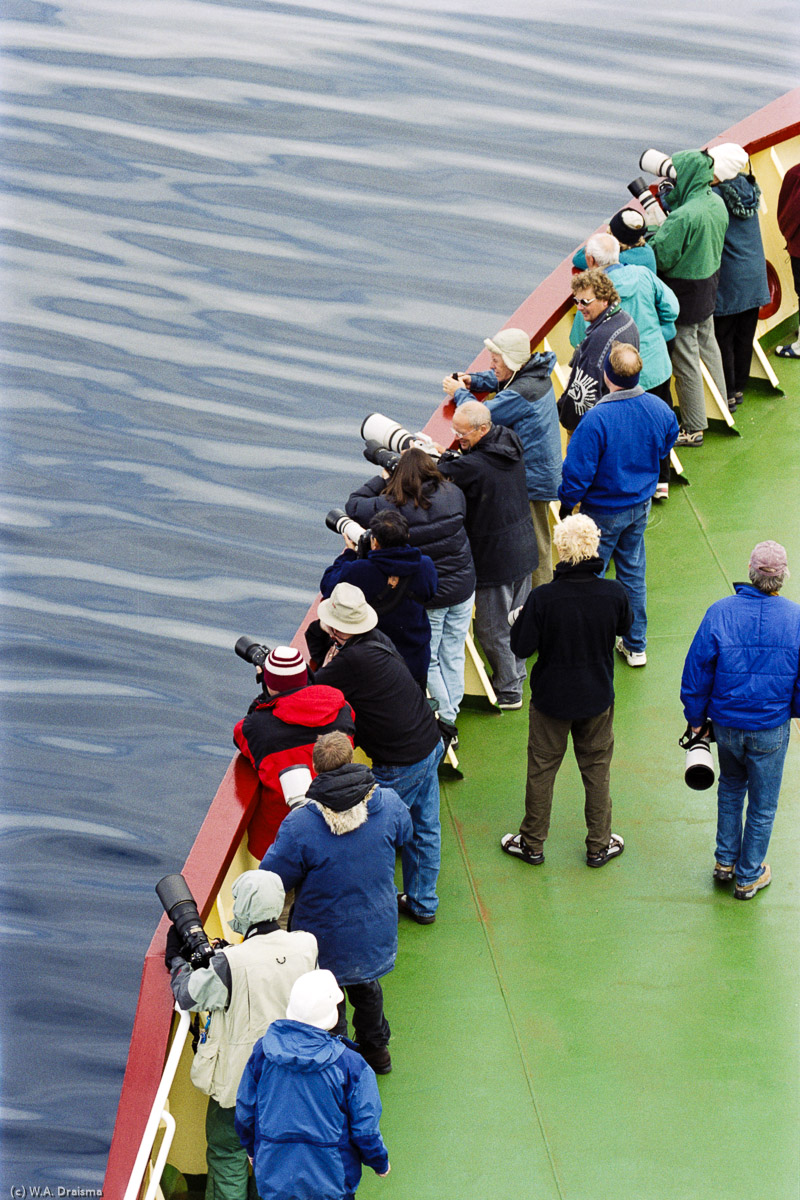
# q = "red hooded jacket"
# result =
<box><xmin>233</xmin><ymin>685</ymin><xmax>355</xmax><ymax>858</ymax></box>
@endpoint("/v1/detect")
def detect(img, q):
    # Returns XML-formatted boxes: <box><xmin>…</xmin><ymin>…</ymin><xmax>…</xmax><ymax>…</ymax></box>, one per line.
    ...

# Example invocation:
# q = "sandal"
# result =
<box><xmin>775</xmin><ymin>344</ymin><xmax>800</xmax><ymax>359</ymax></box>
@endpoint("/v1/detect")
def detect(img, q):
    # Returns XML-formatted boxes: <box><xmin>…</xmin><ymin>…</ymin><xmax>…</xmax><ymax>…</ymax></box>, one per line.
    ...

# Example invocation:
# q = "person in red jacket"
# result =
<box><xmin>233</xmin><ymin>645</ymin><xmax>355</xmax><ymax>858</ymax></box>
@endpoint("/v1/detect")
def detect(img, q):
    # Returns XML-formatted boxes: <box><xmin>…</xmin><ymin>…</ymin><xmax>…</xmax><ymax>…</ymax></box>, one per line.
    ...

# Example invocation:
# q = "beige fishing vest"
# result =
<box><xmin>190</xmin><ymin>928</ymin><xmax>317</xmax><ymax>1107</ymax></box>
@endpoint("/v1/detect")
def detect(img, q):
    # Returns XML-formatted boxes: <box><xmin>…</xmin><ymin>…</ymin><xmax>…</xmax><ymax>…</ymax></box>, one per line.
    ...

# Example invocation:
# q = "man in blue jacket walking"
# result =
<box><xmin>680</xmin><ymin>541</ymin><xmax>800</xmax><ymax>899</ymax></box>
<box><xmin>236</xmin><ymin>968</ymin><xmax>390</xmax><ymax>1200</ymax></box>
<box><xmin>558</xmin><ymin>343</ymin><xmax>679</xmax><ymax>667</ymax></box>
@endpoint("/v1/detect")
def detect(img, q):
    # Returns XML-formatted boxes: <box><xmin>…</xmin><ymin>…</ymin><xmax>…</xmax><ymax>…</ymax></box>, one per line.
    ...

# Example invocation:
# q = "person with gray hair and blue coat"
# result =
<box><xmin>443</xmin><ymin>326</ymin><xmax>561</xmax><ymax>587</ymax></box>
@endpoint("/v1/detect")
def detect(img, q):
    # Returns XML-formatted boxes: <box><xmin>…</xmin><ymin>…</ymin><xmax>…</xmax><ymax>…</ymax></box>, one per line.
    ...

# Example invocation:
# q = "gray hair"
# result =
<box><xmin>585</xmin><ymin>232</ymin><xmax>620</xmax><ymax>268</ymax></box>
<box><xmin>748</xmin><ymin>566</ymin><xmax>786</xmax><ymax>594</ymax></box>
<box><xmin>455</xmin><ymin>400</ymin><xmax>492</xmax><ymax>430</ymax></box>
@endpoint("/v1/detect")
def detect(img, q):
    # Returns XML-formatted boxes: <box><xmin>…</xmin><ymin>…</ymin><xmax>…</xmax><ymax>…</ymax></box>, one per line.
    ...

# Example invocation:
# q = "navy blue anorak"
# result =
<box><xmin>235</xmin><ymin>1020</ymin><xmax>389</xmax><ymax>1200</ymax></box>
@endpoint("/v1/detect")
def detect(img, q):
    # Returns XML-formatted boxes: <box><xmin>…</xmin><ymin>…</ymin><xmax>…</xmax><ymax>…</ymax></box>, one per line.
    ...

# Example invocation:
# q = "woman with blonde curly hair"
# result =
<box><xmin>500</xmin><ymin>514</ymin><xmax>633</xmax><ymax>870</ymax></box>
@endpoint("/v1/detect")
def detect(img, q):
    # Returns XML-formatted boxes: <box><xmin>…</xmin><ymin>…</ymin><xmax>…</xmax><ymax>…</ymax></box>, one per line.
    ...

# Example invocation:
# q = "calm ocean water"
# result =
<box><xmin>0</xmin><ymin>0</ymin><xmax>796</xmax><ymax>1186</ymax></box>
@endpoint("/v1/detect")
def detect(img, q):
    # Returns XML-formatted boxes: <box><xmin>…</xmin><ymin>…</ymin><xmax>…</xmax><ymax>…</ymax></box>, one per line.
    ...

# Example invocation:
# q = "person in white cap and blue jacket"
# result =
<box><xmin>166</xmin><ymin>870</ymin><xmax>318</xmax><ymax>1200</ymax></box>
<box><xmin>443</xmin><ymin>326</ymin><xmax>561</xmax><ymax>587</ymax></box>
<box><xmin>235</xmin><ymin>968</ymin><xmax>391</xmax><ymax>1200</ymax></box>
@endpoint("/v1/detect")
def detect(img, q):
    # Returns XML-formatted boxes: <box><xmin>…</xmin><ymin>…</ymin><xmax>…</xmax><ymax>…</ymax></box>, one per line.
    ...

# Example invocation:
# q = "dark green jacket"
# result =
<box><xmin>651</xmin><ymin>150</ymin><xmax>729</xmax><ymax>280</ymax></box>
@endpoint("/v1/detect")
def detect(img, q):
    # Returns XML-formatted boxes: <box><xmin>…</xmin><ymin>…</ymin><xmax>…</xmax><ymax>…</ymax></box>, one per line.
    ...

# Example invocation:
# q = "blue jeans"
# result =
<box><xmin>712</xmin><ymin>721</ymin><xmax>790</xmax><ymax>886</ymax></box>
<box><xmin>583</xmin><ymin>500</ymin><xmax>650</xmax><ymax>653</ymax></box>
<box><xmin>372</xmin><ymin>740</ymin><xmax>444</xmax><ymax>918</ymax></box>
<box><xmin>427</xmin><ymin>593</ymin><xmax>475</xmax><ymax>723</ymax></box>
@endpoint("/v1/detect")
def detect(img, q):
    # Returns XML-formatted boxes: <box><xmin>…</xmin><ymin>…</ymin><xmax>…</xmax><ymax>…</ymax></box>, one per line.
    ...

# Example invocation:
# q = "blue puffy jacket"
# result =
<box><xmin>456</xmin><ymin>351</ymin><xmax>562</xmax><ymax>501</ymax></box>
<box><xmin>681</xmin><ymin>584</ymin><xmax>800</xmax><ymax>730</ymax></box>
<box><xmin>236</xmin><ymin>1020</ymin><xmax>389</xmax><ymax>1200</ymax></box>
<box><xmin>261</xmin><ymin>777</ymin><xmax>412</xmax><ymax>985</ymax></box>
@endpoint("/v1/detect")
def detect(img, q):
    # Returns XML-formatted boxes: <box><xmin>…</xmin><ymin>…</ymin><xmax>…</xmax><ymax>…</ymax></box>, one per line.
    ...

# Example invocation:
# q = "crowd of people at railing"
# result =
<box><xmin>162</xmin><ymin>149</ymin><xmax>800</xmax><ymax>1200</ymax></box>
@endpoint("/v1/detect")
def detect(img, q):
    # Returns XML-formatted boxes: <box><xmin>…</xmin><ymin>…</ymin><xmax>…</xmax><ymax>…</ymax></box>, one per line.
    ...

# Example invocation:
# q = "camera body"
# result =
<box><xmin>235</xmin><ymin>636</ymin><xmax>271</xmax><ymax>669</ymax></box>
<box><xmin>156</xmin><ymin>873</ymin><xmax>215</xmax><ymax>970</ymax></box>
<box><xmin>325</xmin><ymin>509</ymin><xmax>371</xmax><ymax>557</ymax></box>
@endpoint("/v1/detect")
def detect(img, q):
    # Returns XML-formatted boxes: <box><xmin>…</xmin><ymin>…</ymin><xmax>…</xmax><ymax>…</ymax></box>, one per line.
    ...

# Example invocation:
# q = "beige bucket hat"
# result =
<box><xmin>317</xmin><ymin>582</ymin><xmax>378</xmax><ymax>635</ymax></box>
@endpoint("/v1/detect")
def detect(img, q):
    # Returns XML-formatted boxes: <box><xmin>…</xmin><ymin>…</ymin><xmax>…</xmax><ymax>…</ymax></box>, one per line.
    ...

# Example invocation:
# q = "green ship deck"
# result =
<box><xmin>360</xmin><ymin>339</ymin><xmax>800</xmax><ymax>1200</ymax></box>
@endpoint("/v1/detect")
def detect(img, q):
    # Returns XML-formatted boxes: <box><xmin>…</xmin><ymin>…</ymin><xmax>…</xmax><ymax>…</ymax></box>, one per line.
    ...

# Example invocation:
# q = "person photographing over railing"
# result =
<box><xmin>443</xmin><ymin>327</ymin><xmax>562</xmax><ymax>588</ymax></box>
<box><xmin>165</xmin><ymin>870</ymin><xmax>318</xmax><ymax>1200</ymax></box>
<box><xmin>233</xmin><ymin>644</ymin><xmax>355</xmax><ymax>859</ymax></box>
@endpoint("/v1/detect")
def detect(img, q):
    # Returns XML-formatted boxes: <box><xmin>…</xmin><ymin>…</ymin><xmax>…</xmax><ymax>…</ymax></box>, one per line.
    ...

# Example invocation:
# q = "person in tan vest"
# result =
<box><xmin>166</xmin><ymin>870</ymin><xmax>317</xmax><ymax>1200</ymax></box>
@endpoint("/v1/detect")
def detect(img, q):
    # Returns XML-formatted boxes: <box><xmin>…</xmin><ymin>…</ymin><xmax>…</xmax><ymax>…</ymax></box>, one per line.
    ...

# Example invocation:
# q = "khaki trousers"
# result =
<box><xmin>520</xmin><ymin>703</ymin><xmax>614</xmax><ymax>857</ymax></box>
<box><xmin>529</xmin><ymin>500</ymin><xmax>554</xmax><ymax>589</ymax></box>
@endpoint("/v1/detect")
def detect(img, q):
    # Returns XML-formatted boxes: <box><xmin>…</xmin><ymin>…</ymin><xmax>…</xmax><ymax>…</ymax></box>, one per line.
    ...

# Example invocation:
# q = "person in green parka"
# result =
<box><xmin>650</xmin><ymin>145</ymin><xmax>745</xmax><ymax>447</ymax></box>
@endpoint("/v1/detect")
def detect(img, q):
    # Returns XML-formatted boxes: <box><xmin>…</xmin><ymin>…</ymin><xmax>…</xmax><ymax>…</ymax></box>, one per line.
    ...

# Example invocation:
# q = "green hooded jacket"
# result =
<box><xmin>650</xmin><ymin>150</ymin><xmax>729</xmax><ymax>280</ymax></box>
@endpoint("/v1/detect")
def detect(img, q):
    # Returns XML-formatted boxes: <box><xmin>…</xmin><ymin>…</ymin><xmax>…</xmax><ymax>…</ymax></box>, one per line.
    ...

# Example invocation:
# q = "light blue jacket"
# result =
<box><xmin>570</xmin><ymin>263</ymin><xmax>679</xmax><ymax>390</ymax></box>
<box><xmin>558</xmin><ymin>385</ymin><xmax>678</xmax><ymax>512</ymax></box>
<box><xmin>681</xmin><ymin>585</ymin><xmax>800</xmax><ymax>730</ymax></box>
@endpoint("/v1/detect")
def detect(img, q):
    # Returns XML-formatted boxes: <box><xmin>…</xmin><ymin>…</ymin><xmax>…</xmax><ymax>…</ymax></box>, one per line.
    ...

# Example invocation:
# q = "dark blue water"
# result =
<box><xmin>1</xmin><ymin>0</ymin><xmax>796</xmax><ymax>1187</ymax></box>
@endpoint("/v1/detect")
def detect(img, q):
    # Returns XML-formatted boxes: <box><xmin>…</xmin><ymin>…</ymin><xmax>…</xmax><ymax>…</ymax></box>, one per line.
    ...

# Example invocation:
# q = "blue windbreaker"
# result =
<box><xmin>680</xmin><ymin>584</ymin><xmax>800</xmax><ymax>730</ymax></box>
<box><xmin>558</xmin><ymin>386</ymin><xmax>678</xmax><ymax>513</ymax></box>
<box><xmin>236</xmin><ymin>1020</ymin><xmax>389</xmax><ymax>1200</ymax></box>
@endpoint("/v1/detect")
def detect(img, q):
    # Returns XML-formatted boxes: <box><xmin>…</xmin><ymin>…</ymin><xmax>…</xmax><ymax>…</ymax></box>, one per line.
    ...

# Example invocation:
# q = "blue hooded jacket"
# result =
<box><xmin>235</xmin><ymin>1020</ymin><xmax>389</xmax><ymax>1200</ymax></box>
<box><xmin>320</xmin><ymin>544</ymin><xmax>437</xmax><ymax>683</ymax></box>
<box><xmin>712</xmin><ymin>174</ymin><xmax>770</xmax><ymax>317</ymax></box>
<box><xmin>261</xmin><ymin>774</ymin><xmax>412</xmax><ymax>985</ymax></box>
<box><xmin>681</xmin><ymin>584</ymin><xmax>800</xmax><ymax>730</ymax></box>
<box><xmin>455</xmin><ymin>350</ymin><xmax>562</xmax><ymax>501</ymax></box>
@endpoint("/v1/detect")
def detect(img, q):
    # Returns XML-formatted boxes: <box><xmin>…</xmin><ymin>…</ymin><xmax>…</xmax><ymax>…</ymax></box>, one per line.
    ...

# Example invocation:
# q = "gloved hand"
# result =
<box><xmin>165</xmin><ymin>926</ymin><xmax>187</xmax><ymax>970</ymax></box>
<box><xmin>558</xmin><ymin>503</ymin><xmax>573</xmax><ymax>521</ymax></box>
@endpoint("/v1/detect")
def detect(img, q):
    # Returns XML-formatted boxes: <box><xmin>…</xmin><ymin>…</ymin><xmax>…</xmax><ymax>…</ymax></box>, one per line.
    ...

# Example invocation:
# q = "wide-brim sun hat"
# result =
<box><xmin>317</xmin><ymin>581</ymin><xmax>378</xmax><ymax>635</ymax></box>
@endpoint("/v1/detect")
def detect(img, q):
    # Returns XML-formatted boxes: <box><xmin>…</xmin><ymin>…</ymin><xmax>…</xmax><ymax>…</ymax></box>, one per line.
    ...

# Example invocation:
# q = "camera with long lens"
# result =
<box><xmin>626</xmin><ymin>177</ymin><xmax>667</xmax><ymax>226</ymax></box>
<box><xmin>360</xmin><ymin>412</ymin><xmax>440</xmax><ymax>461</ymax></box>
<box><xmin>234</xmin><ymin>636</ymin><xmax>272</xmax><ymax>669</ymax></box>
<box><xmin>325</xmin><ymin>509</ymin><xmax>371</xmax><ymax>557</ymax></box>
<box><xmin>639</xmin><ymin>149</ymin><xmax>676</xmax><ymax>181</ymax></box>
<box><xmin>363</xmin><ymin>440</ymin><xmax>401</xmax><ymax>474</ymax></box>
<box><xmin>156</xmin><ymin>873</ymin><xmax>215</xmax><ymax>970</ymax></box>
<box><xmin>278</xmin><ymin>764</ymin><xmax>312</xmax><ymax>810</ymax></box>
<box><xmin>678</xmin><ymin>724</ymin><xmax>716</xmax><ymax>791</ymax></box>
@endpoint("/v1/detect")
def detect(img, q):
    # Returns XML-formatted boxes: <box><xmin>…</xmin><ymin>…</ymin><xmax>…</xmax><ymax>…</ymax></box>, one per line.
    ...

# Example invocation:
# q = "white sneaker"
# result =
<box><xmin>615</xmin><ymin>637</ymin><xmax>647</xmax><ymax>667</ymax></box>
<box><xmin>653</xmin><ymin>482</ymin><xmax>669</xmax><ymax>501</ymax></box>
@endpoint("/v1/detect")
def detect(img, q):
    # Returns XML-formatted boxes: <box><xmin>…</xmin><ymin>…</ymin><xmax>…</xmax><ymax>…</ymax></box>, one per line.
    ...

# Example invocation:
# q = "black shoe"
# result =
<box><xmin>500</xmin><ymin>833</ymin><xmax>544</xmax><ymax>865</ymax></box>
<box><xmin>359</xmin><ymin>1045</ymin><xmax>392</xmax><ymax>1074</ymax></box>
<box><xmin>586</xmin><ymin>832</ymin><xmax>625</xmax><ymax>868</ymax></box>
<box><xmin>397</xmin><ymin>892</ymin><xmax>436</xmax><ymax>924</ymax></box>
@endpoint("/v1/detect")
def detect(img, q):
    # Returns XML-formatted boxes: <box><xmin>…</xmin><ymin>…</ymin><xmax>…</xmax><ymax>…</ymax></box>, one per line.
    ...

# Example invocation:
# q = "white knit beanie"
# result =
<box><xmin>709</xmin><ymin>142</ymin><xmax>748</xmax><ymax>182</ymax></box>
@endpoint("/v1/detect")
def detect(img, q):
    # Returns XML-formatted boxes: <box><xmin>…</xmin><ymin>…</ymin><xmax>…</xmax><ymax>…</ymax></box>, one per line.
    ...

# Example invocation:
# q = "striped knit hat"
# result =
<box><xmin>264</xmin><ymin>645</ymin><xmax>308</xmax><ymax>692</ymax></box>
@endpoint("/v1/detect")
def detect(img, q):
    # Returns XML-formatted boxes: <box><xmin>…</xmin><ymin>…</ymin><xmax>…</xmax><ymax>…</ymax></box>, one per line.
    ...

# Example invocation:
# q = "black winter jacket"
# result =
<box><xmin>307</xmin><ymin>625</ymin><xmax>441</xmax><ymax>766</ymax></box>
<box><xmin>509</xmin><ymin>557</ymin><xmax>632</xmax><ymax>720</ymax></box>
<box><xmin>437</xmin><ymin>425</ymin><xmax>538</xmax><ymax>587</ymax></box>
<box><xmin>345</xmin><ymin>478</ymin><xmax>476</xmax><ymax>608</ymax></box>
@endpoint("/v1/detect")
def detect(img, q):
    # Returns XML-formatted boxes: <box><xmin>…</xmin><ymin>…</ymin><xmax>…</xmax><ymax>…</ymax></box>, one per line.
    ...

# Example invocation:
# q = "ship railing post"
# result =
<box><xmin>123</xmin><ymin>1004</ymin><xmax>190</xmax><ymax>1200</ymax></box>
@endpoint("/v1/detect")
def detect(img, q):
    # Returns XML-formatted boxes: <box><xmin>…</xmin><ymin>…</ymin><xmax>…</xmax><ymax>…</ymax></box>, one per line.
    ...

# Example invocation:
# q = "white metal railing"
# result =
<box><xmin>124</xmin><ymin>1004</ymin><xmax>191</xmax><ymax>1200</ymax></box>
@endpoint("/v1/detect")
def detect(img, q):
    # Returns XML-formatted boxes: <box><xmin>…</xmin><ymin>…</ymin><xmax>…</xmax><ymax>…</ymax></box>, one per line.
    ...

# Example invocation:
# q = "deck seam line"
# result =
<box><xmin>680</xmin><ymin>485</ymin><xmax>735</xmax><ymax>591</ymax></box>
<box><xmin>442</xmin><ymin>780</ymin><xmax>567</xmax><ymax>1200</ymax></box>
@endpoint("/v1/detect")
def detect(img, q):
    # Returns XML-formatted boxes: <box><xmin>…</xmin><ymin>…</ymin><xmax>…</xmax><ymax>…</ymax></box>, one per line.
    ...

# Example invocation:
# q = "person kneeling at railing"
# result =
<box><xmin>166</xmin><ymin>871</ymin><xmax>317</xmax><ymax>1200</ymax></box>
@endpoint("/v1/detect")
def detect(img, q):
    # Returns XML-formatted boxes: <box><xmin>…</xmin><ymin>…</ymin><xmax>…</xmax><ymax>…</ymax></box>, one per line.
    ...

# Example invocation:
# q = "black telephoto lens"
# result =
<box><xmin>156</xmin><ymin>873</ymin><xmax>214</xmax><ymax>970</ymax></box>
<box><xmin>234</xmin><ymin>636</ymin><xmax>269</xmax><ymax>668</ymax></box>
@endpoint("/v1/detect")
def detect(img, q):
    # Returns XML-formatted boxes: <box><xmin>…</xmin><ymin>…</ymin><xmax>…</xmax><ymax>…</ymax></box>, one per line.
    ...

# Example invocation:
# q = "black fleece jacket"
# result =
<box><xmin>510</xmin><ymin>557</ymin><xmax>632</xmax><ymax>719</ymax></box>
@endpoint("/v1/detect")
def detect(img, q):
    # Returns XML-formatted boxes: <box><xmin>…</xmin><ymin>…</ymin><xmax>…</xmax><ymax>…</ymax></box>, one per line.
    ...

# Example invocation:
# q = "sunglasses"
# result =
<box><xmin>574</xmin><ymin>296</ymin><xmax>598</xmax><ymax>308</ymax></box>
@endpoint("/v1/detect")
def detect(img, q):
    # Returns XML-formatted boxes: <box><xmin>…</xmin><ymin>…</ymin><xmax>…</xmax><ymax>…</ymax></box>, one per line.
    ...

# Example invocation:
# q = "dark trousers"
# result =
<box><xmin>520</xmin><ymin>703</ymin><xmax>615</xmax><ymax>857</ymax></box>
<box><xmin>714</xmin><ymin>307</ymin><xmax>760</xmax><ymax>397</ymax></box>
<box><xmin>205</xmin><ymin>1098</ymin><xmax>259</xmax><ymax>1200</ymax></box>
<box><xmin>648</xmin><ymin>378</ymin><xmax>676</xmax><ymax>483</ymax></box>
<box><xmin>333</xmin><ymin>979</ymin><xmax>390</xmax><ymax>1051</ymax></box>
